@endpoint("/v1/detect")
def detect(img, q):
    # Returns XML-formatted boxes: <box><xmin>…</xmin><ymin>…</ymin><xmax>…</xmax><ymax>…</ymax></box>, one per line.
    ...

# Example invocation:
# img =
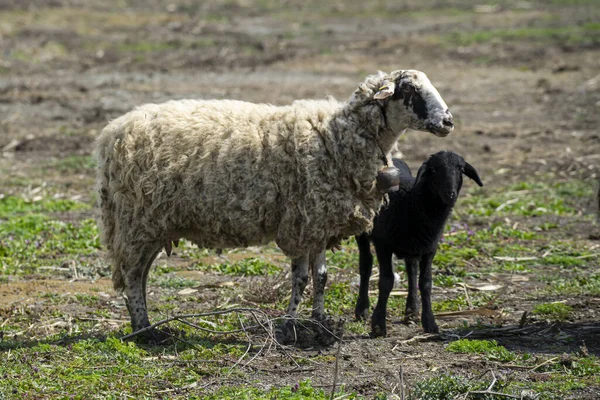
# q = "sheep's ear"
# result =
<box><xmin>373</xmin><ymin>81</ymin><xmax>396</xmax><ymax>100</ymax></box>
<box><xmin>463</xmin><ymin>162</ymin><xmax>483</xmax><ymax>187</ymax></box>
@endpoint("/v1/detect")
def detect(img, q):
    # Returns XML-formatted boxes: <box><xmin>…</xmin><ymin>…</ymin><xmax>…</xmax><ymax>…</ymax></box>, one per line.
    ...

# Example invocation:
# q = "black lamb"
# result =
<box><xmin>354</xmin><ymin>151</ymin><xmax>483</xmax><ymax>336</ymax></box>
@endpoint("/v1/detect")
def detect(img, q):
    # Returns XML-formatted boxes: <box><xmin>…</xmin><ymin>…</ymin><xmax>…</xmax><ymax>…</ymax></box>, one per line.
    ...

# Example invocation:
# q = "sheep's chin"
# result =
<box><xmin>427</xmin><ymin>125</ymin><xmax>453</xmax><ymax>137</ymax></box>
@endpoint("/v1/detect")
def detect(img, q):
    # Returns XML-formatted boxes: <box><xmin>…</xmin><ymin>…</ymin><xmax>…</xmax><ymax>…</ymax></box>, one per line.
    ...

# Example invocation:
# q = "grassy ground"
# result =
<box><xmin>1</xmin><ymin>0</ymin><xmax>599</xmax><ymax>398</ymax></box>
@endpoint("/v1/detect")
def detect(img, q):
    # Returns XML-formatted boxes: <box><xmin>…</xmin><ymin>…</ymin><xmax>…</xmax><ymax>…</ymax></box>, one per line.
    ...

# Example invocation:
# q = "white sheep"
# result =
<box><xmin>94</xmin><ymin>69</ymin><xmax>454</xmax><ymax>341</ymax></box>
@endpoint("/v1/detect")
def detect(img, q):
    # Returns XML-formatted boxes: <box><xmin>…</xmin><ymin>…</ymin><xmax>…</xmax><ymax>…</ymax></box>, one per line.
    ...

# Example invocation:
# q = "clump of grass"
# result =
<box><xmin>532</xmin><ymin>302</ymin><xmax>573</xmax><ymax>321</ymax></box>
<box><xmin>545</xmin><ymin>274</ymin><xmax>600</xmax><ymax>296</ymax></box>
<box><xmin>153</xmin><ymin>276</ymin><xmax>198</xmax><ymax>289</ymax></box>
<box><xmin>194</xmin><ymin>257</ymin><xmax>282</xmax><ymax>276</ymax></box>
<box><xmin>458</xmin><ymin>180</ymin><xmax>593</xmax><ymax>218</ymax></box>
<box><xmin>0</xmin><ymin>196</ymin><xmax>89</xmax><ymax>218</ymax></box>
<box><xmin>205</xmin><ymin>379</ymin><xmax>357</xmax><ymax>399</ymax></box>
<box><xmin>412</xmin><ymin>374</ymin><xmax>490</xmax><ymax>400</ymax></box>
<box><xmin>446</xmin><ymin>339</ymin><xmax>517</xmax><ymax>362</ymax></box>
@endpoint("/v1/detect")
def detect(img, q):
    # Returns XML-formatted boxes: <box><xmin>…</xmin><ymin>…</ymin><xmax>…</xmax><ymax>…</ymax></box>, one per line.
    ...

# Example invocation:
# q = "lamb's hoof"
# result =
<box><xmin>355</xmin><ymin>306</ymin><xmax>369</xmax><ymax>321</ymax></box>
<box><xmin>422</xmin><ymin>315</ymin><xmax>439</xmax><ymax>334</ymax></box>
<box><xmin>422</xmin><ymin>322</ymin><xmax>439</xmax><ymax>334</ymax></box>
<box><xmin>403</xmin><ymin>311</ymin><xmax>420</xmax><ymax>325</ymax></box>
<box><xmin>370</xmin><ymin>319</ymin><xmax>387</xmax><ymax>338</ymax></box>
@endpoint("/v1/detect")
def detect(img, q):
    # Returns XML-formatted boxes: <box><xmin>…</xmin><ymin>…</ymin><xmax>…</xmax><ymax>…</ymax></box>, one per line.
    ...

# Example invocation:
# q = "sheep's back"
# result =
<box><xmin>97</xmin><ymin>98</ymin><xmax>371</xmax><ymax>254</ymax></box>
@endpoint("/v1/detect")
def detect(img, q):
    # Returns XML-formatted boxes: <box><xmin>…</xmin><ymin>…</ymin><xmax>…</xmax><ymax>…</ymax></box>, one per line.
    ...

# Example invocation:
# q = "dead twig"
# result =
<box><xmin>530</xmin><ymin>357</ymin><xmax>559</xmax><ymax>372</ymax></box>
<box><xmin>330</xmin><ymin>330</ymin><xmax>344</xmax><ymax>400</ymax></box>
<box><xmin>463</xmin><ymin>370</ymin><xmax>520</xmax><ymax>399</ymax></box>
<box><xmin>399</xmin><ymin>365</ymin><xmax>405</xmax><ymax>400</ymax></box>
<box><xmin>120</xmin><ymin>307</ymin><xmax>266</xmax><ymax>340</ymax></box>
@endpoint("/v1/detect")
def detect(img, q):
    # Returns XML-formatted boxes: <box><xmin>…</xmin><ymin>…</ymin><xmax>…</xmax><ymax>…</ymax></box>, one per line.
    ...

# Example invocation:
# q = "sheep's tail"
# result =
<box><xmin>94</xmin><ymin>121</ymin><xmax>125</xmax><ymax>292</ymax></box>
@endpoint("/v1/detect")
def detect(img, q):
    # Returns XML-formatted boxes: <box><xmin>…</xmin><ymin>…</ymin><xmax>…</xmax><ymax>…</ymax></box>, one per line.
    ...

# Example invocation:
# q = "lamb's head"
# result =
<box><xmin>415</xmin><ymin>151</ymin><xmax>483</xmax><ymax>205</ymax></box>
<box><xmin>353</xmin><ymin>69</ymin><xmax>454</xmax><ymax>138</ymax></box>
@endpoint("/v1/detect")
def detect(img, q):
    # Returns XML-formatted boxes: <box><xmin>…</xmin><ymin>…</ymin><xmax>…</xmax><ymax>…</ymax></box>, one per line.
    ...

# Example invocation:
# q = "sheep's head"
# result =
<box><xmin>415</xmin><ymin>151</ymin><xmax>483</xmax><ymax>205</ymax></box>
<box><xmin>355</xmin><ymin>70</ymin><xmax>454</xmax><ymax>137</ymax></box>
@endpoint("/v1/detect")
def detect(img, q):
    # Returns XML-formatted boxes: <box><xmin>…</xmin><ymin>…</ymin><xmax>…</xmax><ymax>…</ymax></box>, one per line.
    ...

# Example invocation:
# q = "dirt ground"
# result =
<box><xmin>0</xmin><ymin>0</ymin><xmax>599</xmax><ymax>399</ymax></box>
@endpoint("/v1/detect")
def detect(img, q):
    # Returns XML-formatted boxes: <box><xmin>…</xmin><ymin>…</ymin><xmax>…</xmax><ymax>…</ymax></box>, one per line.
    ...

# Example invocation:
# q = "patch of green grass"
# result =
<box><xmin>153</xmin><ymin>276</ymin><xmax>198</xmax><ymax>289</ymax></box>
<box><xmin>193</xmin><ymin>257</ymin><xmax>282</xmax><ymax>276</ymax></box>
<box><xmin>0</xmin><ymin>196</ymin><xmax>89</xmax><ymax>218</ymax></box>
<box><xmin>0</xmin><ymin>336</ymin><xmax>256</xmax><ymax>398</ymax></box>
<box><xmin>459</xmin><ymin>180</ymin><xmax>593</xmax><ymax>218</ymax></box>
<box><xmin>446</xmin><ymin>339</ymin><xmax>517</xmax><ymax>362</ymax></box>
<box><xmin>532</xmin><ymin>302</ymin><xmax>573</xmax><ymax>321</ymax></box>
<box><xmin>433</xmin><ymin>274</ymin><xmax>464</xmax><ymax>288</ymax></box>
<box><xmin>445</xmin><ymin>24</ymin><xmax>600</xmax><ymax>47</ymax></box>
<box><xmin>412</xmin><ymin>374</ymin><xmax>495</xmax><ymax>400</ymax></box>
<box><xmin>328</xmin><ymin>240</ymin><xmax>360</xmax><ymax>269</ymax></box>
<box><xmin>205</xmin><ymin>379</ymin><xmax>359</xmax><ymax>399</ymax></box>
<box><xmin>50</xmin><ymin>155</ymin><xmax>96</xmax><ymax>174</ymax></box>
<box><xmin>323</xmin><ymin>282</ymin><xmax>357</xmax><ymax>317</ymax></box>
<box><xmin>0</xmin><ymin>214</ymin><xmax>101</xmax><ymax>275</ymax></box>
<box><xmin>545</xmin><ymin>273</ymin><xmax>600</xmax><ymax>296</ymax></box>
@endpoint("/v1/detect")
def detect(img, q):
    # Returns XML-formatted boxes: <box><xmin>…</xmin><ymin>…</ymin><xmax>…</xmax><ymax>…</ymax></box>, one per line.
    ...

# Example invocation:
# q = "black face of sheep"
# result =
<box><xmin>374</xmin><ymin>70</ymin><xmax>454</xmax><ymax>138</ymax></box>
<box><xmin>355</xmin><ymin>151</ymin><xmax>483</xmax><ymax>337</ymax></box>
<box><xmin>414</xmin><ymin>152</ymin><xmax>483</xmax><ymax>206</ymax></box>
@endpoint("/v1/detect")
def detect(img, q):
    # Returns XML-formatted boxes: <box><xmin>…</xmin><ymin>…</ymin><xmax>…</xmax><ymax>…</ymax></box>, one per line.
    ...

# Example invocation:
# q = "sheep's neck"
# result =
<box><xmin>336</xmin><ymin>102</ymin><xmax>405</xmax><ymax>156</ymax></box>
<box><xmin>393</xmin><ymin>184</ymin><xmax>453</xmax><ymax>243</ymax></box>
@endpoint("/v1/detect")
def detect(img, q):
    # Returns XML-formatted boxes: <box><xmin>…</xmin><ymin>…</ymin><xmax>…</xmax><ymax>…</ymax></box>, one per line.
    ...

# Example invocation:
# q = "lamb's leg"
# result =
<box><xmin>404</xmin><ymin>258</ymin><xmax>420</xmax><ymax>323</ymax></box>
<box><xmin>419</xmin><ymin>253</ymin><xmax>439</xmax><ymax>334</ymax></box>
<box><xmin>355</xmin><ymin>234</ymin><xmax>373</xmax><ymax>321</ymax></box>
<box><xmin>371</xmin><ymin>246</ymin><xmax>394</xmax><ymax>337</ymax></box>
<box><xmin>310</xmin><ymin>249</ymin><xmax>327</xmax><ymax>321</ymax></box>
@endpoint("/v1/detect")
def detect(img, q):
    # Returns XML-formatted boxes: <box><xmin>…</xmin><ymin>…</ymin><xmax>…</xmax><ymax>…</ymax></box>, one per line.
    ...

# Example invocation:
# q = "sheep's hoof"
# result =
<box><xmin>127</xmin><ymin>327</ymin><xmax>175</xmax><ymax>345</ymax></box>
<box><xmin>276</xmin><ymin>316</ymin><xmax>344</xmax><ymax>348</ymax></box>
<box><xmin>314</xmin><ymin>315</ymin><xmax>344</xmax><ymax>347</ymax></box>
<box><xmin>276</xmin><ymin>319</ymin><xmax>298</xmax><ymax>345</ymax></box>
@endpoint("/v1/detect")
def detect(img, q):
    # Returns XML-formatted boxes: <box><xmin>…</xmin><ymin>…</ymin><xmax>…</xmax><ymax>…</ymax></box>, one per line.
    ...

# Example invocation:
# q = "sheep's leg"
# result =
<box><xmin>121</xmin><ymin>244</ymin><xmax>161</xmax><ymax>337</ymax></box>
<box><xmin>404</xmin><ymin>258</ymin><xmax>420</xmax><ymax>323</ymax></box>
<box><xmin>141</xmin><ymin>248</ymin><xmax>161</xmax><ymax>309</ymax></box>
<box><xmin>286</xmin><ymin>254</ymin><xmax>310</xmax><ymax>317</ymax></box>
<box><xmin>355</xmin><ymin>234</ymin><xmax>373</xmax><ymax>321</ymax></box>
<box><xmin>279</xmin><ymin>254</ymin><xmax>309</xmax><ymax>344</ymax></box>
<box><xmin>310</xmin><ymin>249</ymin><xmax>327</xmax><ymax>321</ymax></box>
<box><xmin>419</xmin><ymin>253</ymin><xmax>439</xmax><ymax>334</ymax></box>
<box><xmin>371</xmin><ymin>246</ymin><xmax>394</xmax><ymax>337</ymax></box>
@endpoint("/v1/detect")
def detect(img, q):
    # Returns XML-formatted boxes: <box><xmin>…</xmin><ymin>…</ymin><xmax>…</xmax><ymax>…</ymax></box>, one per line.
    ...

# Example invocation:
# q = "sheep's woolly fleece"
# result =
<box><xmin>95</xmin><ymin>72</ymin><xmax>398</xmax><ymax>290</ymax></box>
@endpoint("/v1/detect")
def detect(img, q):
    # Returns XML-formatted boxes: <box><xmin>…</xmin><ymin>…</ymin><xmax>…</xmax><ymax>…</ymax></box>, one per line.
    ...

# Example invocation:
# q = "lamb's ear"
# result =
<box><xmin>463</xmin><ymin>162</ymin><xmax>483</xmax><ymax>187</ymax></box>
<box><xmin>414</xmin><ymin>164</ymin><xmax>426</xmax><ymax>186</ymax></box>
<box><xmin>373</xmin><ymin>81</ymin><xmax>396</xmax><ymax>100</ymax></box>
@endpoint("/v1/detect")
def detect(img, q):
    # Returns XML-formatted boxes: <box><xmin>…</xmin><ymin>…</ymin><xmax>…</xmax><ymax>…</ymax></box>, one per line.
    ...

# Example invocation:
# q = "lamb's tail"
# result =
<box><xmin>94</xmin><ymin>122</ymin><xmax>125</xmax><ymax>292</ymax></box>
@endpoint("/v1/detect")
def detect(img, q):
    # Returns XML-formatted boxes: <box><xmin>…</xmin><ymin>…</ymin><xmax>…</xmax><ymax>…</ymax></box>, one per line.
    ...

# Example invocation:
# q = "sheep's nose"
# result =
<box><xmin>445</xmin><ymin>191</ymin><xmax>456</xmax><ymax>200</ymax></box>
<box><xmin>442</xmin><ymin>111</ymin><xmax>454</xmax><ymax>128</ymax></box>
